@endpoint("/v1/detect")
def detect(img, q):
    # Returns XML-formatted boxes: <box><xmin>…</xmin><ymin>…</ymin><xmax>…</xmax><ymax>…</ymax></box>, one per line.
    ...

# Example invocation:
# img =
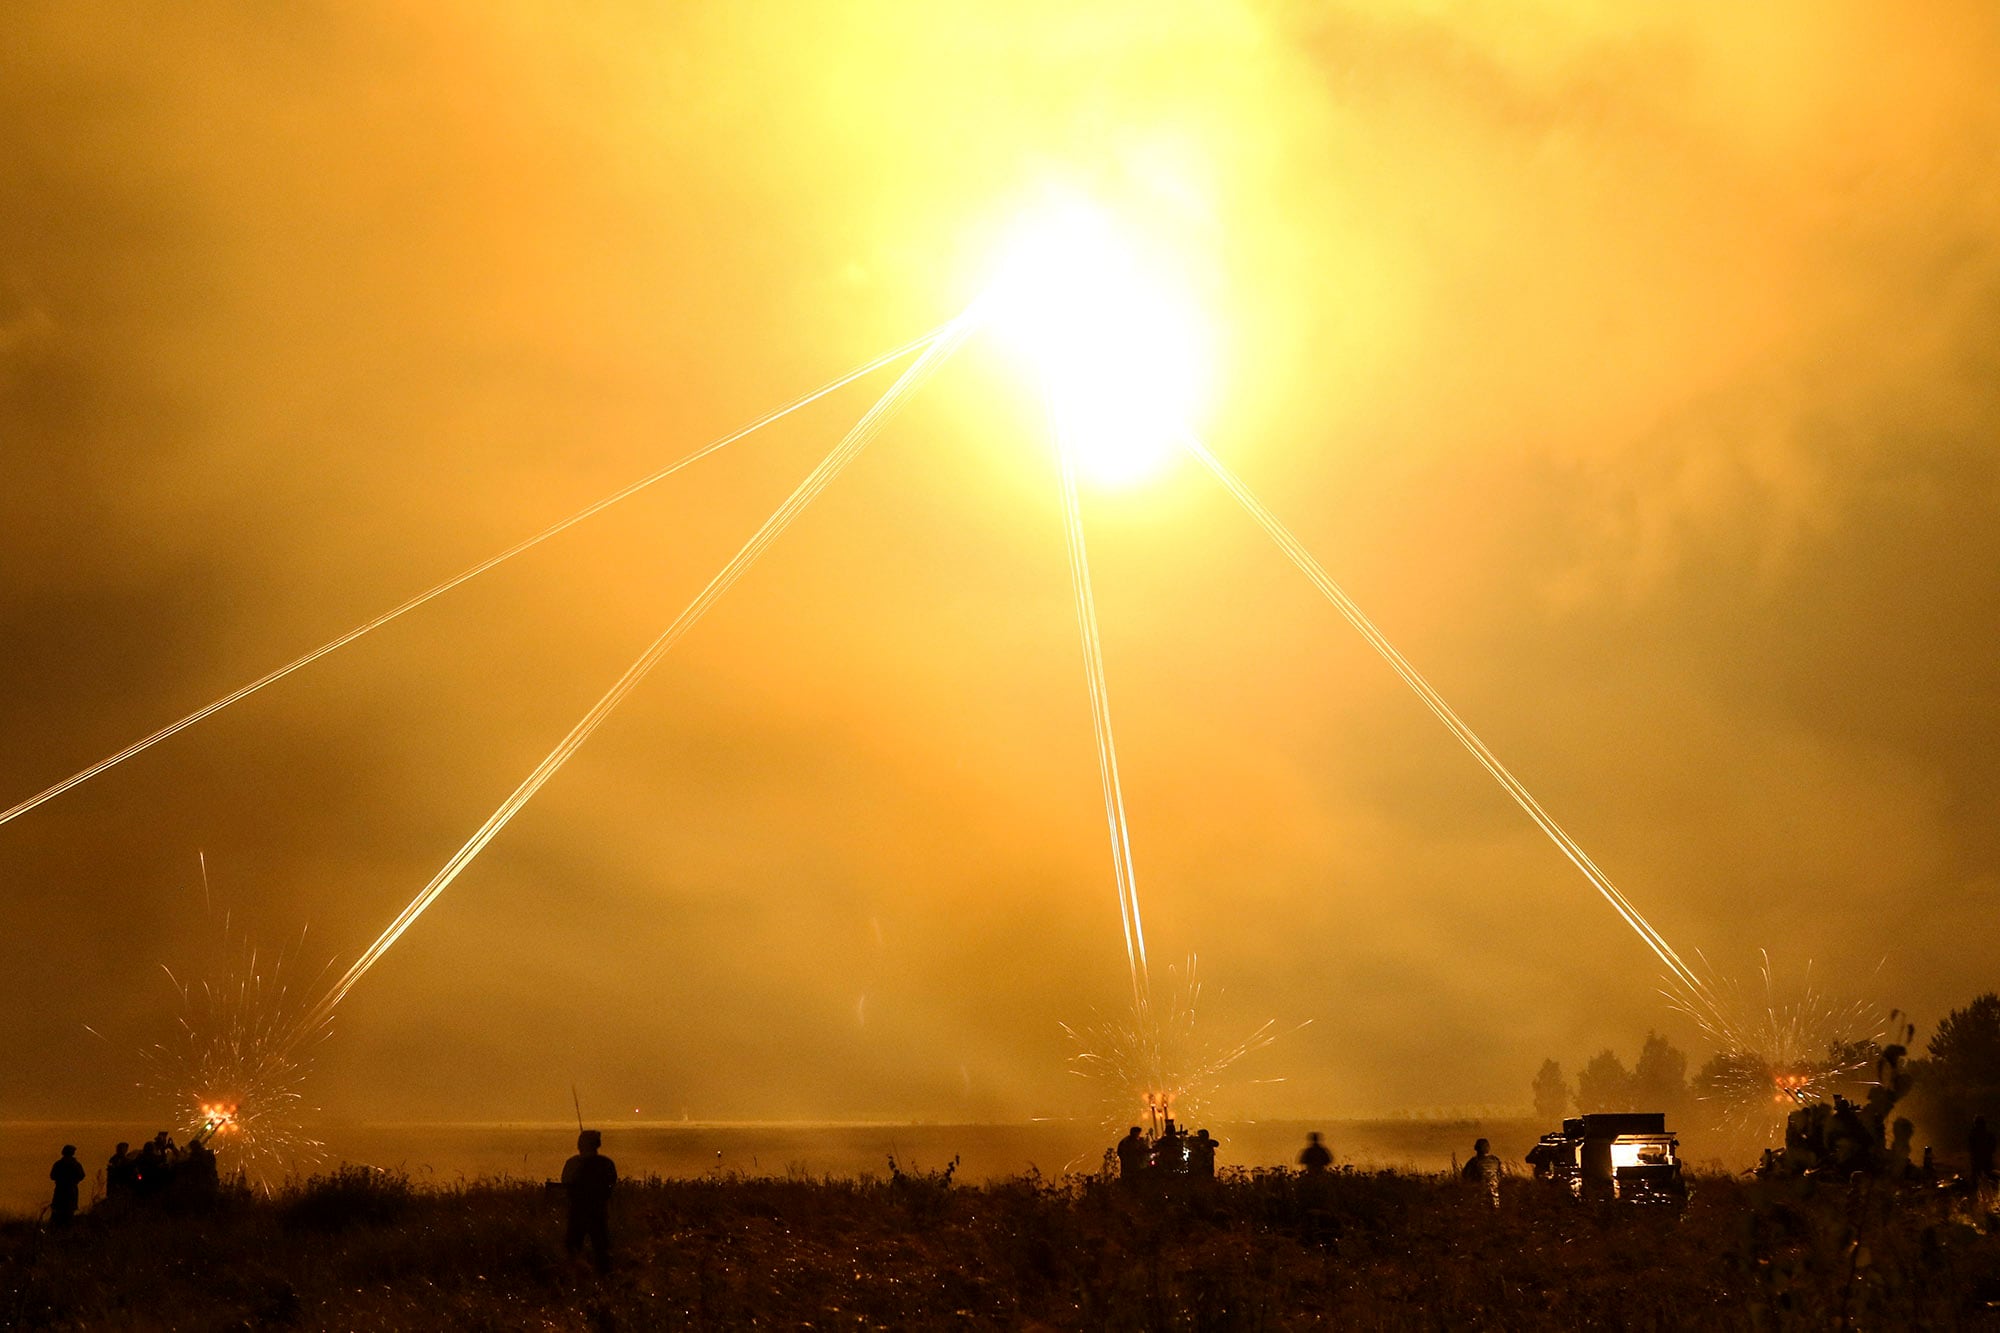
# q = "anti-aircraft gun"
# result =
<box><xmin>189</xmin><ymin>1101</ymin><xmax>238</xmax><ymax>1149</ymax></box>
<box><xmin>1527</xmin><ymin>1112</ymin><xmax>1687</xmax><ymax>1206</ymax></box>
<box><xmin>1758</xmin><ymin>1039</ymin><xmax>1918</xmax><ymax>1181</ymax></box>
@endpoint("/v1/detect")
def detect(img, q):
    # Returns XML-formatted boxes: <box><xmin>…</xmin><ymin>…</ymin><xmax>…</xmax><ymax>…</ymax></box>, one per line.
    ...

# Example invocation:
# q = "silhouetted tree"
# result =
<box><xmin>1911</xmin><ymin>993</ymin><xmax>2000</xmax><ymax>1146</ymax></box>
<box><xmin>1632</xmin><ymin>1032</ymin><xmax>1689</xmax><ymax>1114</ymax></box>
<box><xmin>1576</xmin><ymin>1049</ymin><xmax>1635</xmax><ymax>1112</ymax></box>
<box><xmin>1532</xmin><ymin>1059</ymin><xmax>1569</xmax><ymax>1122</ymax></box>
<box><xmin>1687</xmin><ymin>1049</ymin><xmax>1760</xmax><ymax>1137</ymax></box>
<box><xmin>1690</xmin><ymin>1050</ymin><xmax>1739</xmax><ymax>1100</ymax></box>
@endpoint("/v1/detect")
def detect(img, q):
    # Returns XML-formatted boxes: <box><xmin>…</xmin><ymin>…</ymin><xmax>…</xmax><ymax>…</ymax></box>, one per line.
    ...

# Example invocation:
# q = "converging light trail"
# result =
<box><xmin>1050</xmin><ymin>417</ymin><xmax>1151</xmax><ymax>1014</ymax></box>
<box><xmin>295</xmin><ymin>314</ymin><xmax>980</xmax><ymax>1035</ymax></box>
<box><xmin>1179</xmin><ymin>430</ymin><xmax>1726</xmax><ymax>1025</ymax></box>
<box><xmin>0</xmin><ymin>328</ymin><xmax>947</xmax><ymax>833</ymax></box>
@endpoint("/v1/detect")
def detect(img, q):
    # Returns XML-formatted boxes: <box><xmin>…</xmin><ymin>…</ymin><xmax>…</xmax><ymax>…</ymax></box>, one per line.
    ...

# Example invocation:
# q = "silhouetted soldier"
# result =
<box><xmin>136</xmin><ymin>1132</ymin><xmax>180</xmax><ymax>1198</ymax></box>
<box><xmin>1828</xmin><ymin>1097</ymin><xmax>1872</xmax><ymax>1172</ymax></box>
<box><xmin>561</xmin><ymin>1129</ymin><xmax>616</xmax><ymax>1269</ymax></box>
<box><xmin>1156</xmin><ymin>1120</ymin><xmax>1187</xmax><ymax>1175</ymax></box>
<box><xmin>134</xmin><ymin>1136</ymin><xmax>163</xmax><ymax>1198</ymax></box>
<box><xmin>1188</xmin><ymin>1129</ymin><xmax>1217</xmax><ymax>1182</ymax></box>
<box><xmin>1295</xmin><ymin>1131</ymin><xmax>1337</xmax><ymax>1240</ymax></box>
<box><xmin>106</xmin><ymin>1142</ymin><xmax>135</xmax><ymax>1202</ymax></box>
<box><xmin>48</xmin><ymin>1145</ymin><xmax>85</xmax><ymax>1229</ymax></box>
<box><xmin>1462</xmin><ymin>1137</ymin><xmax>1502</xmax><ymax>1207</ymax></box>
<box><xmin>1889</xmin><ymin>1118</ymin><xmax>1915</xmax><ymax>1180</ymax></box>
<box><xmin>182</xmin><ymin>1138</ymin><xmax>219</xmax><ymax>1197</ymax></box>
<box><xmin>1115</xmin><ymin>1127</ymin><xmax>1150</xmax><ymax>1184</ymax></box>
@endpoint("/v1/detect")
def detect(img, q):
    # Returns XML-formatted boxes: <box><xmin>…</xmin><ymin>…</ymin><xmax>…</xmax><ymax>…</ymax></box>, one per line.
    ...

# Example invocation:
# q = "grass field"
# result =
<box><xmin>5</xmin><ymin>1165</ymin><xmax>1998</xmax><ymax>1329</ymax></box>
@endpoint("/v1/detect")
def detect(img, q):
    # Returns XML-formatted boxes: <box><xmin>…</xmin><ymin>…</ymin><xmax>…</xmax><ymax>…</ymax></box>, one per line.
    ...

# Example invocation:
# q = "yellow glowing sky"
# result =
<box><xmin>2</xmin><ymin>1</ymin><xmax>1997</xmax><ymax>1122</ymax></box>
<box><xmin>982</xmin><ymin>191</ymin><xmax>1216</xmax><ymax>485</ymax></box>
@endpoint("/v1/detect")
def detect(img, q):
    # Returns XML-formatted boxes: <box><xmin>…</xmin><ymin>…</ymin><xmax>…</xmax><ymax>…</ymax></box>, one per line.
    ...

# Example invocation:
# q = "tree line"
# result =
<box><xmin>1530</xmin><ymin>992</ymin><xmax>2000</xmax><ymax>1151</ymax></box>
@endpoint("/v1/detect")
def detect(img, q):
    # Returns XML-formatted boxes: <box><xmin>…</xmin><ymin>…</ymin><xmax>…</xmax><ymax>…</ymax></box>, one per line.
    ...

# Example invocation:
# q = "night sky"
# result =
<box><xmin>3</xmin><ymin>2</ymin><xmax>1996</xmax><ymax>1125</ymax></box>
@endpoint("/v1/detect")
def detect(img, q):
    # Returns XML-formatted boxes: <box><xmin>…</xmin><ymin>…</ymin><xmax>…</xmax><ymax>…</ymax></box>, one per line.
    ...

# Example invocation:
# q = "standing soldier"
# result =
<box><xmin>1115</xmin><ymin>1126</ymin><xmax>1150</xmax><ymax>1185</ymax></box>
<box><xmin>1297</xmin><ymin>1131</ymin><xmax>1336</xmax><ymax>1238</ymax></box>
<box><xmin>105</xmin><ymin>1142</ymin><xmax>135</xmax><ymax>1202</ymax></box>
<box><xmin>1462</xmin><ymin>1137</ymin><xmax>1502</xmax><ymax>1207</ymax></box>
<box><xmin>48</xmin><ymin>1145</ymin><xmax>85</xmax><ymax>1229</ymax></box>
<box><xmin>182</xmin><ymin>1137</ymin><xmax>220</xmax><ymax>1196</ymax></box>
<box><xmin>1188</xmin><ymin>1129</ymin><xmax>1218</xmax><ymax>1182</ymax></box>
<box><xmin>561</xmin><ymin>1129</ymin><xmax>617</xmax><ymax>1270</ymax></box>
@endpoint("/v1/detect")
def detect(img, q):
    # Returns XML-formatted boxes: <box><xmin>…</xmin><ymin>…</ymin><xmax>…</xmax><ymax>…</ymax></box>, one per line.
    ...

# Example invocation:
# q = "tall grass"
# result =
<box><xmin>3</xmin><ymin>1166</ymin><xmax>1996</xmax><ymax>1328</ymax></box>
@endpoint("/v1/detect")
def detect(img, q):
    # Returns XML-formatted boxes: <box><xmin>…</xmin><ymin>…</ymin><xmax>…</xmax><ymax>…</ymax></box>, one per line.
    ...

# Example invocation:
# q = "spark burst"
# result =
<box><xmin>1063</xmin><ymin>957</ymin><xmax>1294</xmax><ymax>1132</ymax></box>
<box><xmin>1672</xmin><ymin>951</ymin><xmax>1891</xmax><ymax>1135</ymax></box>
<box><xmin>140</xmin><ymin>897</ymin><xmax>334</xmax><ymax>1187</ymax></box>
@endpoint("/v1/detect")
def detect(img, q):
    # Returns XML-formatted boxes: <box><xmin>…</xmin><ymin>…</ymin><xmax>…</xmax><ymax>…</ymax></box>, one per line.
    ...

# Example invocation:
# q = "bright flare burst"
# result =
<box><xmin>1062</xmin><ymin>958</ymin><xmax>1293</xmax><ymax>1132</ymax></box>
<box><xmin>987</xmin><ymin>193</ymin><xmax>1212</xmax><ymax>487</ymax></box>
<box><xmin>1675</xmin><ymin>952</ymin><xmax>1891</xmax><ymax>1136</ymax></box>
<box><xmin>141</xmin><ymin>907</ymin><xmax>334</xmax><ymax>1187</ymax></box>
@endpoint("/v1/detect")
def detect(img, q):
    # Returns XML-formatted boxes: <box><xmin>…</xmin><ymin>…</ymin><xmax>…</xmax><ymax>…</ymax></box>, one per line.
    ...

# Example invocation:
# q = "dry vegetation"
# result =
<box><xmin>5</xmin><ymin>1165</ymin><xmax>2000</xmax><ymax>1329</ymax></box>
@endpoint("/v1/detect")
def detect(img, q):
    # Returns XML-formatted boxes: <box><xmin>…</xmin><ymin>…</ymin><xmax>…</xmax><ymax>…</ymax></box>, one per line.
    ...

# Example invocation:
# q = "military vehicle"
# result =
<box><xmin>1526</xmin><ymin>1112</ymin><xmax>1687</xmax><ymax>1205</ymax></box>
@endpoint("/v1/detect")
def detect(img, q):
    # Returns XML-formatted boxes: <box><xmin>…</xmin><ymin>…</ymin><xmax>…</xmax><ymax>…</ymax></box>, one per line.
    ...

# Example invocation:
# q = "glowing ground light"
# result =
<box><xmin>986</xmin><ymin>194</ymin><xmax>1212</xmax><ymax>487</ymax></box>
